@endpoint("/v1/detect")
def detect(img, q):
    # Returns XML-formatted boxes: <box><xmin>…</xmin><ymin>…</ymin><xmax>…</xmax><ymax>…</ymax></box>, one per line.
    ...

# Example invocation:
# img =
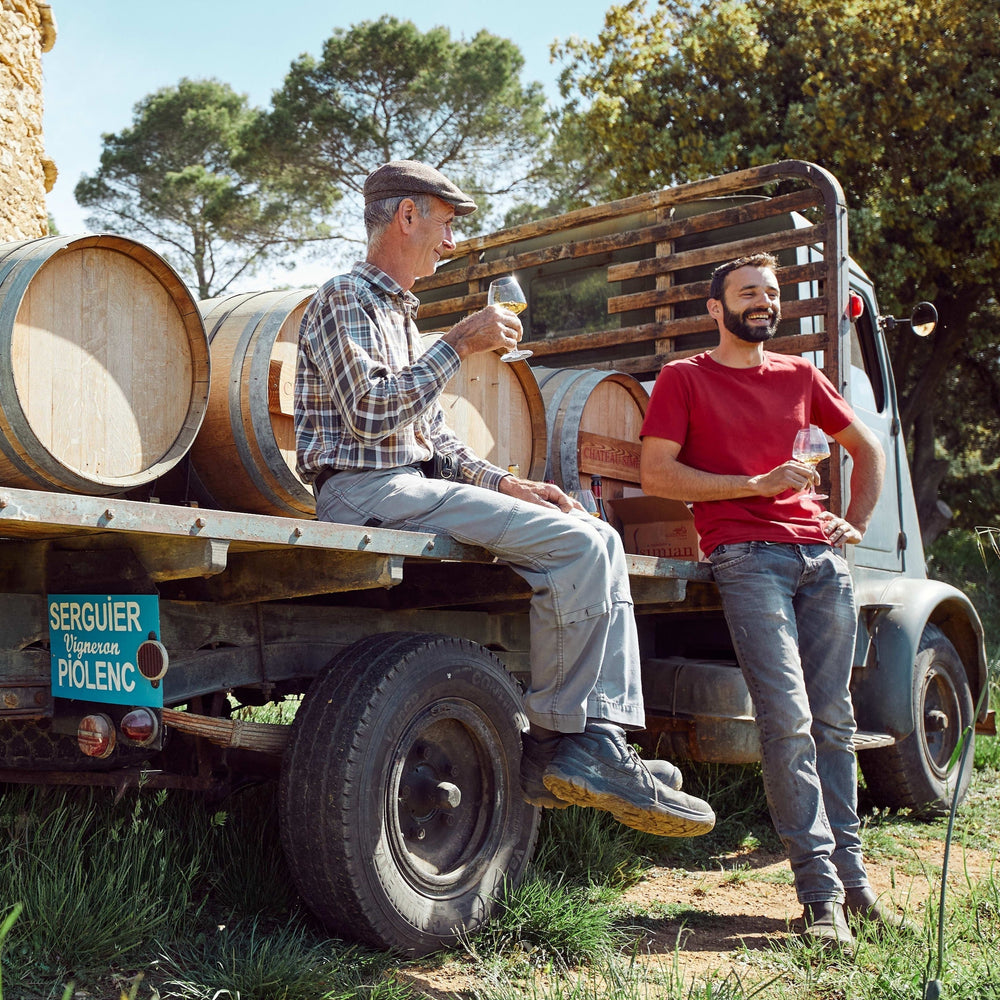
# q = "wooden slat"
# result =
<box><xmin>608</xmin><ymin>222</ymin><xmax>828</xmax><ymax>284</ymax></box>
<box><xmin>418</xmin><ymin>188</ymin><xmax>826</xmax><ymax>298</ymax></box>
<box><xmin>528</xmin><ymin>328</ymin><xmax>831</xmax><ymax>368</ymax></box>
<box><xmin>608</xmin><ymin>260</ymin><xmax>830</xmax><ymax>314</ymax></box>
<box><xmin>425</xmin><ymin>167</ymin><xmax>827</xmax><ymax>267</ymax></box>
<box><xmin>576</xmin><ymin>430</ymin><xmax>642</xmax><ymax>483</ymax></box>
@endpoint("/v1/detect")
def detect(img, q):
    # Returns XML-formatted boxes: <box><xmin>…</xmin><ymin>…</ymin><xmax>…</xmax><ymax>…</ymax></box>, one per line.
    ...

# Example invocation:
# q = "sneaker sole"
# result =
<box><xmin>521</xmin><ymin>788</ymin><xmax>572</xmax><ymax>810</ymax></box>
<box><xmin>543</xmin><ymin>774</ymin><xmax>715</xmax><ymax>837</ymax></box>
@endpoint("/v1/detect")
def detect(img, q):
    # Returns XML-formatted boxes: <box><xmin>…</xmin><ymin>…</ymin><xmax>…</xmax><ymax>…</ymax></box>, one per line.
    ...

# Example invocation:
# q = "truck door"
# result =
<box><xmin>846</xmin><ymin>272</ymin><xmax>913</xmax><ymax>575</ymax></box>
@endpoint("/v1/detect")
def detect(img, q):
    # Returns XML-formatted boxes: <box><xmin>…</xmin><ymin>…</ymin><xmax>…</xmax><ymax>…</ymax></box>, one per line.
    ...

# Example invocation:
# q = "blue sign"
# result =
<box><xmin>48</xmin><ymin>594</ymin><xmax>163</xmax><ymax>707</ymax></box>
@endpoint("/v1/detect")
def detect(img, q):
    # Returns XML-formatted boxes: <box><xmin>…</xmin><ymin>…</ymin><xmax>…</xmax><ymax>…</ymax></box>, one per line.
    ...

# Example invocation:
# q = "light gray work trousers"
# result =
<box><xmin>315</xmin><ymin>465</ymin><xmax>645</xmax><ymax>733</ymax></box>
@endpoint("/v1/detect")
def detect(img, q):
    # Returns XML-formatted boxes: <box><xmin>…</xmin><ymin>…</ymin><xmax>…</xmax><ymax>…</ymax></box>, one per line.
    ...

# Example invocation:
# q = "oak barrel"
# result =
<box><xmin>534</xmin><ymin>367</ymin><xmax>649</xmax><ymax>497</ymax></box>
<box><xmin>192</xmin><ymin>289</ymin><xmax>315</xmax><ymax>518</ymax></box>
<box><xmin>0</xmin><ymin>235</ymin><xmax>209</xmax><ymax>494</ymax></box>
<box><xmin>421</xmin><ymin>335</ymin><xmax>547</xmax><ymax>480</ymax></box>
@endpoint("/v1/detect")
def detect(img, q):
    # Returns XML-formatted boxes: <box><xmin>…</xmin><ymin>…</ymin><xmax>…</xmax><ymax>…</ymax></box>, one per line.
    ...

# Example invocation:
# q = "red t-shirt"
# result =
<box><xmin>640</xmin><ymin>351</ymin><xmax>855</xmax><ymax>556</ymax></box>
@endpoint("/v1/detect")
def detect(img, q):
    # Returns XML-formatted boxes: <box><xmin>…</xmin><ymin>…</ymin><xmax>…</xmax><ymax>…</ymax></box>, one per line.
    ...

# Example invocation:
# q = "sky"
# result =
<box><xmin>40</xmin><ymin>1</ymin><xmax>614</xmax><ymax>286</ymax></box>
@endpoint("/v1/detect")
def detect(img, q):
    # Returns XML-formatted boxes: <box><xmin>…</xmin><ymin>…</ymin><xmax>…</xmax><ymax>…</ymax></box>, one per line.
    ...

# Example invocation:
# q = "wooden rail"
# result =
<box><xmin>414</xmin><ymin>159</ymin><xmax>851</xmax><ymax>511</ymax></box>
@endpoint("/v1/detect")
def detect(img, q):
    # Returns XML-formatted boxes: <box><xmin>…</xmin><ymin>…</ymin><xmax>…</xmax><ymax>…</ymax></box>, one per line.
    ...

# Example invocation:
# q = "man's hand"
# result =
<box><xmin>499</xmin><ymin>474</ymin><xmax>577</xmax><ymax>512</ymax></box>
<box><xmin>747</xmin><ymin>460</ymin><xmax>820</xmax><ymax>497</ymax></box>
<box><xmin>442</xmin><ymin>306</ymin><xmax>523</xmax><ymax>360</ymax></box>
<box><xmin>818</xmin><ymin>510</ymin><xmax>863</xmax><ymax>546</ymax></box>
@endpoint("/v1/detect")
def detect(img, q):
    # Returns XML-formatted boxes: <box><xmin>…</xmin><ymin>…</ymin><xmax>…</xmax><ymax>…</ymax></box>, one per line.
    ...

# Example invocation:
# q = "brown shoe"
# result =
<box><xmin>845</xmin><ymin>886</ymin><xmax>921</xmax><ymax>937</ymax></box>
<box><xmin>802</xmin><ymin>901</ymin><xmax>855</xmax><ymax>950</ymax></box>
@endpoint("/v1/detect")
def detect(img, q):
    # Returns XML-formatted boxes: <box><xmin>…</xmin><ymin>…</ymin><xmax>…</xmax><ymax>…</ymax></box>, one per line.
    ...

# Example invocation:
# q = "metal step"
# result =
<box><xmin>853</xmin><ymin>730</ymin><xmax>896</xmax><ymax>750</ymax></box>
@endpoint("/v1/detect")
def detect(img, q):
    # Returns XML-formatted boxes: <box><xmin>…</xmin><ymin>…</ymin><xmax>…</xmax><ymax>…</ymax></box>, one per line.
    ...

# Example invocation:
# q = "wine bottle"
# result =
<box><xmin>591</xmin><ymin>476</ymin><xmax>610</xmax><ymax>522</ymax></box>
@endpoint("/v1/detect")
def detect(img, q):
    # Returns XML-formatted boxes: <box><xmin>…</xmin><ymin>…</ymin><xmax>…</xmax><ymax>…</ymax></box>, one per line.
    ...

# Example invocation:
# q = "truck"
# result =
<box><xmin>0</xmin><ymin>160</ymin><xmax>990</xmax><ymax>958</ymax></box>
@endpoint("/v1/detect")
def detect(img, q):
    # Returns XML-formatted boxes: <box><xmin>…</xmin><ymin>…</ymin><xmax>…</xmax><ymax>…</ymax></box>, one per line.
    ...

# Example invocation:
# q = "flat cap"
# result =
<box><xmin>363</xmin><ymin>160</ymin><xmax>477</xmax><ymax>216</ymax></box>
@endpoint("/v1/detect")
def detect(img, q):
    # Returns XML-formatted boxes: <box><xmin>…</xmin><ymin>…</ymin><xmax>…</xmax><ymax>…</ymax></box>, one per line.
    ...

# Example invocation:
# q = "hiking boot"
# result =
<box><xmin>845</xmin><ymin>886</ymin><xmax>921</xmax><ymax>937</ymax></box>
<box><xmin>519</xmin><ymin>732</ymin><xmax>685</xmax><ymax>809</ymax></box>
<box><xmin>519</xmin><ymin>733</ymin><xmax>572</xmax><ymax>809</ymax></box>
<box><xmin>645</xmin><ymin>756</ymin><xmax>684</xmax><ymax>791</ymax></box>
<box><xmin>802</xmin><ymin>900</ymin><xmax>856</xmax><ymax>951</ymax></box>
<box><xmin>539</xmin><ymin>721</ymin><xmax>715</xmax><ymax>837</ymax></box>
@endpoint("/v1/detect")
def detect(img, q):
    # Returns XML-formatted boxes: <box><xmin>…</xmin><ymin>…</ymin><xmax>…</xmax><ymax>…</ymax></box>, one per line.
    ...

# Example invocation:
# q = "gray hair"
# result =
<box><xmin>365</xmin><ymin>193</ymin><xmax>434</xmax><ymax>249</ymax></box>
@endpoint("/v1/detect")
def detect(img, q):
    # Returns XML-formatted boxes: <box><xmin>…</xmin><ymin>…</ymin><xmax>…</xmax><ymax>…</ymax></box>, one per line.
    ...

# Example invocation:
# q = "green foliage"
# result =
<box><xmin>531</xmin><ymin>805</ymin><xmax>659</xmax><ymax>889</ymax></box>
<box><xmin>158</xmin><ymin>919</ymin><xmax>404</xmax><ymax>1000</ymax></box>
<box><xmin>552</xmin><ymin>0</ymin><xmax>1000</xmax><ymax>531</ymax></box>
<box><xmin>200</xmin><ymin>784</ymin><xmax>299</xmax><ymax>920</ymax></box>
<box><xmin>75</xmin><ymin>78</ymin><xmax>334</xmax><ymax>298</ymax></box>
<box><xmin>927</xmin><ymin>527</ymin><xmax>1000</xmax><ymax>663</ymax></box>
<box><xmin>2</xmin><ymin>766</ymin><xmax>999</xmax><ymax>999</ymax></box>
<box><xmin>470</xmin><ymin>874</ymin><xmax>624</xmax><ymax>970</ymax></box>
<box><xmin>0</xmin><ymin>786</ymin><xmax>214</xmax><ymax>988</ymax></box>
<box><xmin>256</xmin><ymin>17</ymin><xmax>550</xmax><ymax>232</ymax></box>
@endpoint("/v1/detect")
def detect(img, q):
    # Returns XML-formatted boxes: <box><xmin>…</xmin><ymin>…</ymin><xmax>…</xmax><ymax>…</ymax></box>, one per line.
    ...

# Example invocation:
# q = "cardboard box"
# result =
<box><xmin>609</xmin><ymin>495</ymin><xmax>706</xmax><ymax>562</ymax></box>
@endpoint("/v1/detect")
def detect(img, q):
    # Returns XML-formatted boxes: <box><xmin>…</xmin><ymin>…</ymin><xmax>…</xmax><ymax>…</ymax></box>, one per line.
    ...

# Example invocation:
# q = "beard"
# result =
<box><xmin>723</xmin><ymin>302</ymin><xmax>780</xmax><ymax>343</ymax></box>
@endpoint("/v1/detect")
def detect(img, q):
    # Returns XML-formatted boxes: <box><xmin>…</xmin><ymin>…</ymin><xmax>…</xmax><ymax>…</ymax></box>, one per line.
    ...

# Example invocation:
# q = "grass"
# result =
<box><xmin>1</xmin><ymin>745</ymin><xmax>998</xmax><ymax>1000</ymax></box>
<box><xmin>3</xmin><ymin>529</ymin><xmax>999</xmax><ymax>1000</ymax></box>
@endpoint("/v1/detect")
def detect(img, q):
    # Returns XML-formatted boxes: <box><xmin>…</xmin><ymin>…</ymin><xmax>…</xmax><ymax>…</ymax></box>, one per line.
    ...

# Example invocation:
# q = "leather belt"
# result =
<box><xmin>313</xmin><ymin>467</ymin><xmax>338</xmax><ymax>495</ymax></box>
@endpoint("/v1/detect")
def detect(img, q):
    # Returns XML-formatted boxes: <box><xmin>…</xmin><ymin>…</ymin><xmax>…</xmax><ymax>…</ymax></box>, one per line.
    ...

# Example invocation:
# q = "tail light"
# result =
<box><xmin>78</xmin><ymin>713</ymin><xmax>116</xmax><ymax>758</ymax></box>
<box><xmin>120</xmin><ymin>708</ymin><xmax>160</xmax><ymax>746</ymax></box>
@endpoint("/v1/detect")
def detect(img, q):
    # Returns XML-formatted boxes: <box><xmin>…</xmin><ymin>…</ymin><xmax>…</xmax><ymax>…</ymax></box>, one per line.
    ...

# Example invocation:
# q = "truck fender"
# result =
<box><xmin>852</xmin><ymin>577</ymin><xmax>988</xmax><ymax>738</ymax></box>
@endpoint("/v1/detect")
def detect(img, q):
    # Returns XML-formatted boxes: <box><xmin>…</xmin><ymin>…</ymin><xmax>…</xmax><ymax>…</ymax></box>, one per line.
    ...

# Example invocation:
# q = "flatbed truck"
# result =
<box><xmin>0</xmin><ymin>161</ymin><xmax>989</xmax><ymax>957</ymax></box>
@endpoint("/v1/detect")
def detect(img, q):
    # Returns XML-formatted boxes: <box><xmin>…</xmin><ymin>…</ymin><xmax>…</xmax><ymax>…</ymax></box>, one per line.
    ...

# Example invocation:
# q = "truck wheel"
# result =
<box><xmin>859</xmin><ymin>624</ymin><xmax>974</xmax><ymax>815</ymax></box>
<box><xmin>278</xmin><ymin>632</ymin><xmax>539</xmax><ymax>956</ymax></box>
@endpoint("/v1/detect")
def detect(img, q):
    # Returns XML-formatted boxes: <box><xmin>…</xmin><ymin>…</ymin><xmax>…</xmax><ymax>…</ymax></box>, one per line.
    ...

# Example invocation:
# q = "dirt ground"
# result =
<box><xmin>399</xmin><ymin>834</ymin><xmax>998</xmax><ymax>996</ymax></box>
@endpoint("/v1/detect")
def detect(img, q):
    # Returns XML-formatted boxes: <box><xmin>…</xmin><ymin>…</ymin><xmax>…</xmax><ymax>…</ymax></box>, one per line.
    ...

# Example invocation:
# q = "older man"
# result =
<box><xmin>294</xmin><ymin>159</ymin><xmax>715</xmax><ymax>838</ymax></box>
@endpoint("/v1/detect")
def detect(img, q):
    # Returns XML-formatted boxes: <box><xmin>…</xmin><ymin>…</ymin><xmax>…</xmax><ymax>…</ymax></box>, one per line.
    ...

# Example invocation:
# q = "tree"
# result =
<box><xmin>254</xmin><ymin>16</ymin><xmax>550</xmax><ymax>233</ymax></box>
<box><xmin>553</xmin><ymin>0</ymin><xmax>1000</xmax><ymax>540</ymax></box>
<box><xmin>75</xmin><ymin>78</ymin><xmax>335</xmax><ymax>299</ymax></box>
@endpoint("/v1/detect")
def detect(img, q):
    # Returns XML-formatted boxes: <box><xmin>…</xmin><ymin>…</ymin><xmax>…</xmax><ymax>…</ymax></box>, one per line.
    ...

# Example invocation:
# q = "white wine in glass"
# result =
<box><xmin>488</xmin><ymin>275</ymin><xmax>532</xmax><ymax>362</ymax></box>
<box><xmin>569</xmin><ymin>489</ymin><xmax>600</xmax><ymax>517</ymax></box>
<box><xmin>792</xmin><ymin>425</ymin><xmax>831</xmax><ymax>501</ymax></box>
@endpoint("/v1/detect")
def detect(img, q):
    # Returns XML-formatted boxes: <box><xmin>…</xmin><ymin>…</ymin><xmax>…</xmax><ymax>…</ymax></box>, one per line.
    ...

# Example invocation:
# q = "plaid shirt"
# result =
<box><xmin>295</xmin><ymin>261</ymin><xmax>507</xmax><ymax>491</ymax></box>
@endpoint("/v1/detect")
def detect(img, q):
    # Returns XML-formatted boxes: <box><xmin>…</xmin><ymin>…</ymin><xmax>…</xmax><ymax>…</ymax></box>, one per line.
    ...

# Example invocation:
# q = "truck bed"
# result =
<box><xmin>0</xmin><ymin>486</ymin><xmax>712</xmax><ymax>610</ymax></box>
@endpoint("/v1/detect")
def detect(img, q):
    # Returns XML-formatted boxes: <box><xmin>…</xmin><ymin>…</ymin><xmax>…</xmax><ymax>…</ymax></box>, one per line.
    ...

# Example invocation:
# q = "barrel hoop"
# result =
<box><xmin>204</xmin><ymin>291</ymin><xmax>313</xmax><ymax>516</ymax></box>
<box><xmin>201</xmin><ymin>291</ymin><xmax>260</xmax><ymax>344</ymax></box>
<box><xmin>538</xmin><ymin>369</ymin><xmax>609</xmax><ymax>492</ymax></box>
<box><xmin>536</xmin><ymin>368</ymin><xmax>578</xmax><ymax>483</ymax></box>
<box><xmin>244</xmin><ymin>291</ymin><xmax>313</xmax><ymax>512</ymax></box>
<box><xmin>557</xmin><ymin>371</ymin><xmax>608</xmax><ymax>493</ymax></box>
<box><xmin>216</xmin><ymin>296</ymin><xmax>302</xmax><ymax>516</ymax></box>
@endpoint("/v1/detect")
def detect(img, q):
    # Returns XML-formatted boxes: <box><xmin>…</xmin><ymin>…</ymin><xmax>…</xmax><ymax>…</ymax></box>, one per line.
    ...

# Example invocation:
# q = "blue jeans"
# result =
<box><xmin>315</xmin><ymin>466</ymin><xmax>645</xmax><ymax>734</ymax></box>
<box><xmin>709</xmin><ymin>541</ymin><xmax>870</xmax><ymax>904</ymax></box>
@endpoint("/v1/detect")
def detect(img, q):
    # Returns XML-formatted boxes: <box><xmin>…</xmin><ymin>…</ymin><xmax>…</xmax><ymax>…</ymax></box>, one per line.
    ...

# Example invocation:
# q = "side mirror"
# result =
<box><xmin>881</xmin><ymin>301</ymin><xmax>938</xmax><ymax>338</ymax></box>
<box><xmin>909</xmin><ymin>301</ymin><xmax>938</xmax><ymax>337</ymax></box>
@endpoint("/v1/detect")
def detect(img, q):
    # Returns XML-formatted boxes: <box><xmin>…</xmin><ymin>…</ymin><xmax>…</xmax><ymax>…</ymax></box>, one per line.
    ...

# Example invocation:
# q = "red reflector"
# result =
<box><xmin>848</xmin><ymin>292</ymin><xmax>865</xmax><ymax>321</ymax></box>
<box><xmin>121</xmin><ymin>708</ymin><xmax>159</xmax><ymax>746</ymax></box>
<box><xmin>136</xmin><ymin>639</ymin><xmax>169</xmax><ymax>681</ymax></box>
<box><xmin>78</xmin><ymin>714</ymin><xmax>116</xmax><ymax>759</ymax></box>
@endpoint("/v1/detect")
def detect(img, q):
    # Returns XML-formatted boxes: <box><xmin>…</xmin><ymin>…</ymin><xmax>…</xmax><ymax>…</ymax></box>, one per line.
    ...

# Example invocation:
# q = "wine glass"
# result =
<box><xmin>488</xmin><ymin>276</ymin><xmax>532</xmax><ymax>362</ymax></box>
<box><xmin>792</xmin><ymin>425</ymin><xmax>831</xmax><ymax>501</ymax></box>
<box><xmin>569</xmin><ymin>489</ymin><xmax>600</xmax><ymax>517</ymax></box>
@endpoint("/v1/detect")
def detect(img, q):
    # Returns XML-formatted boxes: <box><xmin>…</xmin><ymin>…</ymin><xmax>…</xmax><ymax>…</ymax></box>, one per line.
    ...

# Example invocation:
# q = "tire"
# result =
<box><xmin>278</xmin><ymin>631</ymin><xmax>540</xmax><ymax>956</ymax></box>
<box><xmin>860</xmin><ymin>624</ymin><xmax>974</xmax><ymax>815</ymax></box>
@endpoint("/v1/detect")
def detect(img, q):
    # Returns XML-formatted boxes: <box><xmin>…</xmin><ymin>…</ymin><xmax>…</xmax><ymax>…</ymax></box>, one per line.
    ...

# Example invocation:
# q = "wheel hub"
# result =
<box><xmin>391</xmin><ymin>705</ymin><xmax>501</xmax><ymax>882</ymax></box>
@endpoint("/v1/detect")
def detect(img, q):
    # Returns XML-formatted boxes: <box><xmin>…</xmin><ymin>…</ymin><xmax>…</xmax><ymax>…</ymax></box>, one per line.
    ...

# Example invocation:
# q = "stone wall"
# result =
<box><xmin>0</xmin><ymin>1</ymin><xmax>55</xmax><ymax>241</ymax></box>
